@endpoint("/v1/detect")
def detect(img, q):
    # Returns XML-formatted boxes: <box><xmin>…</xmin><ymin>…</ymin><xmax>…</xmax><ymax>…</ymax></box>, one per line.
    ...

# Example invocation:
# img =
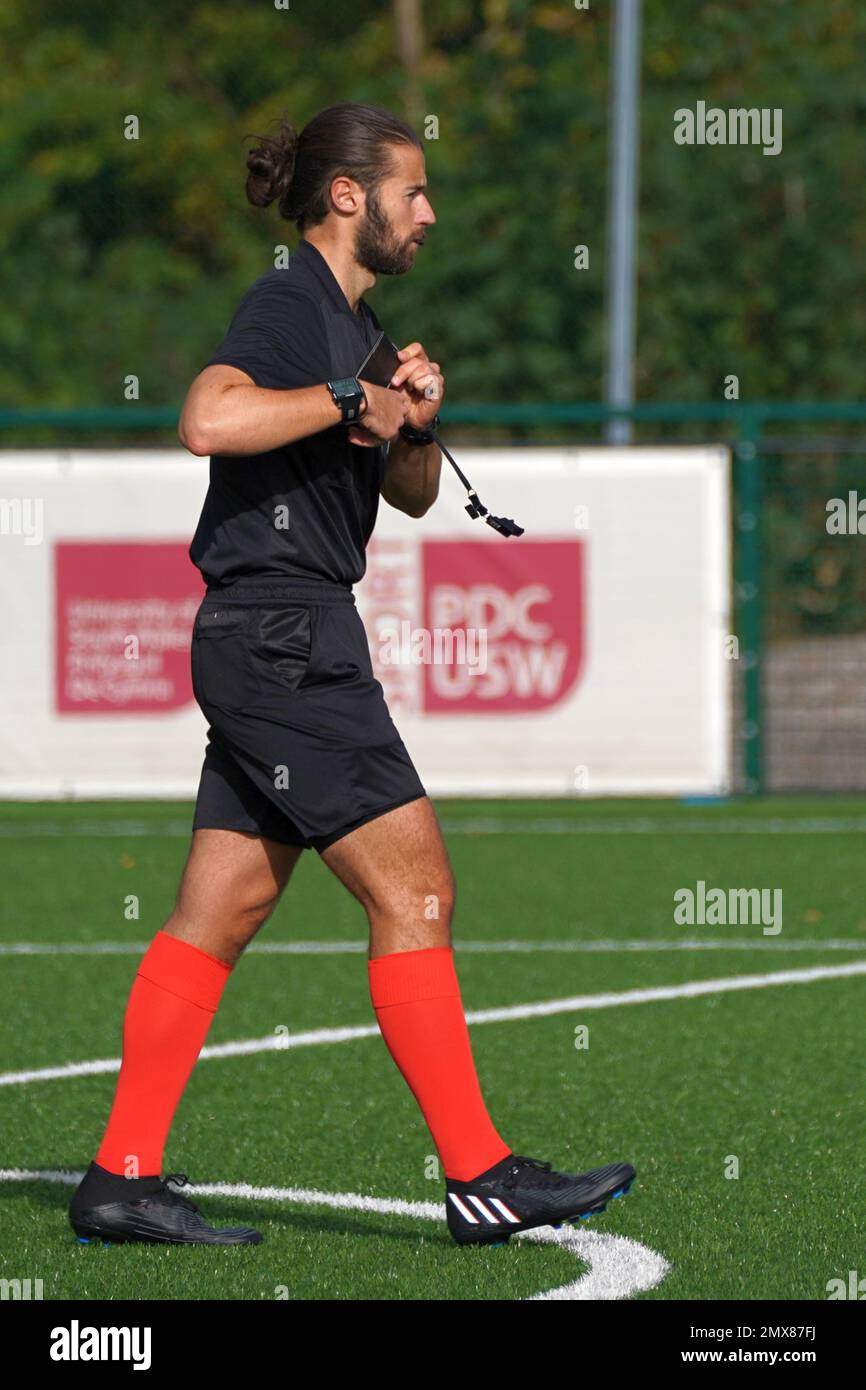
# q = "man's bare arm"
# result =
<box><xmin>178</xmin><ymin>365</ymin><xmax>349</xmax><ymax>456</ymax></box>
<box><xmin>381</xmin><ymin>433</ymin><xmax>442</xmax><ymax>518</ymax></box>
<box><xmin>178</xmin><ymin>365</ymin><xmax>408</xmax><ymax>458</ymax></box>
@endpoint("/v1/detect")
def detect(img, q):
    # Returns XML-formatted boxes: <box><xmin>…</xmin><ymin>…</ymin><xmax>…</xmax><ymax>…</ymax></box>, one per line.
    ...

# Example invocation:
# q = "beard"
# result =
<box><xmin>354</xmin><ymin>187</ymin><xmax>418</xmax><ymax>276</ymax></box>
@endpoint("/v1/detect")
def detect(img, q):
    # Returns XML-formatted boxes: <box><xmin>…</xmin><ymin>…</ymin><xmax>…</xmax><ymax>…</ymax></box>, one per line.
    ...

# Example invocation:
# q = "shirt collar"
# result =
<box><xmin>293</xmin><ymin>237</ymin><xmax>364</xmax><ymax>321</ymax></box>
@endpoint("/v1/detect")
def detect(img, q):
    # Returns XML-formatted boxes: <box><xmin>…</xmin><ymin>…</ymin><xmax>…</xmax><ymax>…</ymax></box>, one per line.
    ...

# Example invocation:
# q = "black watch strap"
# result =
<box><xmin>327</xmin><ymin>376</ymin><xmax>367</xmax><ymax>424</ymax></box>
<box><xmin>399</xmin><ymin>413</ymin><xmax>440</xmax><ymax>445</ymax></box>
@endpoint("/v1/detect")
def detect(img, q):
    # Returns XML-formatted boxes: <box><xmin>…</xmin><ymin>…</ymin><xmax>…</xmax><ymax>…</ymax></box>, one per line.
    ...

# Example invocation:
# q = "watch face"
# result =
<box><xmin>331</xmin><ymin>378</ymin><xmax>360</xmax><ymax>395</ymax></box>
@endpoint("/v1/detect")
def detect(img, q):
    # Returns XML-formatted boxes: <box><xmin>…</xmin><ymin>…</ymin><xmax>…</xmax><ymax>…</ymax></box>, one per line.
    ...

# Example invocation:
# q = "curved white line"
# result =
<box><xmin>517</xmin><ymin>1225</ymin><xmax>670</xmax><ymax>1300</ymax></box>
<box><xmin>0</xmin><ymin>1168</ymin><xmax>670</xmax><ymax>1301</ymax></box>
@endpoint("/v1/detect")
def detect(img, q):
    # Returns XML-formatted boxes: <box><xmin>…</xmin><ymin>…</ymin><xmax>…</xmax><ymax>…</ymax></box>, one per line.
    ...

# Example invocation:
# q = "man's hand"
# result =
<box><xmin>387</xmin><ymin>342</ymin><xmax>445</xmax><ymax>432</ymax></box>
<box><xmin>347</xmin><ymin>381</ymin><xmax>408</xmax><ymax>447</ymax></box>
<box><xmin>346</xmin><ymin>343</ymin><xmax>444</xmax><ymax>446</ymax></box>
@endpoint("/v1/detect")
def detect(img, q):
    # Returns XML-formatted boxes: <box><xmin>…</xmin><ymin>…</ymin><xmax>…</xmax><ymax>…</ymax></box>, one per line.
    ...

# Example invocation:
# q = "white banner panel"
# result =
<box><xmin>0</xmin><ymin>446</ymin><xmax>730</xmax><ymax>797</ymax></box>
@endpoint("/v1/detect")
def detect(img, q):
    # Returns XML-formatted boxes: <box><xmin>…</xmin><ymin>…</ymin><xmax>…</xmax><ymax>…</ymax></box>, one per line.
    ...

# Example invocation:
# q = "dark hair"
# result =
<box><xmin>245</xmin><ymin>103</ymin><xmax>422</xmax><ymax>233</ymax></box>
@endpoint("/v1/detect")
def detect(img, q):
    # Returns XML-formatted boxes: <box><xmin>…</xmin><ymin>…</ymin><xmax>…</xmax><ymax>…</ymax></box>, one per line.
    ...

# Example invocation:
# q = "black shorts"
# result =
<box><xmin>190</xmin><ymin>578</ymin><xmax>426</xmax><ymax>853</ymax></box>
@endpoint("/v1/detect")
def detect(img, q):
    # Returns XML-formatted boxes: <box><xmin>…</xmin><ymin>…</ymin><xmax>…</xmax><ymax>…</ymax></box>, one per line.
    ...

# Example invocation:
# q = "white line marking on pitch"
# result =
<box><xmin>0</xmin><ymin>1169</ymin><xmax>670</xmax><ymax>1301</ymax></box>
<box><xmin>2</xmin><ymin>937</ymin><xmax>866</xmax><ymax>956</ymax></box>
<box><xmin>1</xmin><ymin>959</ymin><xmax>864</xmax><ymax>1088</ymax></box>
<box><xmin>4</xmin><ymin>814</ymin><xmax>866</xmax><ymax>837</ymax></box>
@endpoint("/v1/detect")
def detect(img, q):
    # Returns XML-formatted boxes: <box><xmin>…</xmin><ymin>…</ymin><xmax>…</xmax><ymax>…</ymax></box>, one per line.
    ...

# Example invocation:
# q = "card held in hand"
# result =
<box><xmin>356</xmin><ymin>330</ymin><xmax>402</xmax><ymax>388</ymax></box>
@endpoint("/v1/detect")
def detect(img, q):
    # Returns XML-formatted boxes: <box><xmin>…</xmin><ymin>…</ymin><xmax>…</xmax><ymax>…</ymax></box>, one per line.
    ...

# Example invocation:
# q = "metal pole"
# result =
<box><xmin>735</xmin><ymin>411</ymin><xmax>764</xmax><ymax>794</ymax></box>
<box><xmin>605</xmin><ymin>0</ymin><xmax>642</xmax><ymax>445</ymax></box>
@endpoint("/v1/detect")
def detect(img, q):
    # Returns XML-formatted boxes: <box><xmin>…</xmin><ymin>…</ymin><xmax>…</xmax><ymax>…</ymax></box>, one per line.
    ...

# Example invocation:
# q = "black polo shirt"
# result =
<box><xmin>188</xmin><ymin>238</ymin><xmax>388</xmax><ymax>589</ymax></box>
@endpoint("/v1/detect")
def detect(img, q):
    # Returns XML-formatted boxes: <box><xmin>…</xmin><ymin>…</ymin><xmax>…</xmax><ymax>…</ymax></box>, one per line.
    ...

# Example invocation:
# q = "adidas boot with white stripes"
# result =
<box><xmin>446</xmin><ymin>1152</ymin><xmax>636</xmax><ymax>1246</ymax></box>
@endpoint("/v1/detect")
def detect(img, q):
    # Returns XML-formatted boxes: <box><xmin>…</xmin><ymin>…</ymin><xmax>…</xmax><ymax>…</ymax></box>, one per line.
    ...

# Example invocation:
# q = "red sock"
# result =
<box><xmin>95</xmin><ymin>930</ymin><xmax>231</xmax><ymax>1177</ymax></box>
<box><xmin>368</xmin><ymin>945</ymin><xmax>511</xmax><ymax>1181</ymax></box>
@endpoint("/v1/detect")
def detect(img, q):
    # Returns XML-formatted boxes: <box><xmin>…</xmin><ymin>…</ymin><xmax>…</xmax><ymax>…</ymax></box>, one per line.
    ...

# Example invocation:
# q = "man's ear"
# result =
<box><xmin>329</xmin><ymin>173</ymin><xmax>364</xmax><ymax>215</ymax></box>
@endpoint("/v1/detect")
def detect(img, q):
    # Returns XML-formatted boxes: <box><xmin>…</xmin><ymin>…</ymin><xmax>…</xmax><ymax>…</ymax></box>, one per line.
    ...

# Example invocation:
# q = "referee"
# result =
<box><xmin>69</xmin><ymin>103</ymin><xmax>635</xmax><ymax>1248</ymax></box>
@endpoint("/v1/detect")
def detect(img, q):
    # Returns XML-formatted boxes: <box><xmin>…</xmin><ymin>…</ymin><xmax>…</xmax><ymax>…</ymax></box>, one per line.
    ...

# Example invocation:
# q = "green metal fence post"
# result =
<box><xmin>735</xmin><ymin>408</ymin><xmax>764</xmax><ymax>794</ymax></box>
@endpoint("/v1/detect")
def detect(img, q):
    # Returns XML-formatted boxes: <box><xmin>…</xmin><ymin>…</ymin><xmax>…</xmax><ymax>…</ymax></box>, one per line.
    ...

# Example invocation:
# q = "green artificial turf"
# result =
<box><xmin>1</xmin><ymin>796</ymin><xmax>864</xmax><ymax>1300</ymax></box>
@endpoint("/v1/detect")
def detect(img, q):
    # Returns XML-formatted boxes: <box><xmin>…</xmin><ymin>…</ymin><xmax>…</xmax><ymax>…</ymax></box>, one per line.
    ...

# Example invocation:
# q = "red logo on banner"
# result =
<box><xmin>55</xmin><ymin>543</ymin><xmax>203</xmax><ymax>713</ymax></box>
<box><xmin>421</xmin><ymin>539</ymin><xmax>584</xmax><ymax>712</ymax></box>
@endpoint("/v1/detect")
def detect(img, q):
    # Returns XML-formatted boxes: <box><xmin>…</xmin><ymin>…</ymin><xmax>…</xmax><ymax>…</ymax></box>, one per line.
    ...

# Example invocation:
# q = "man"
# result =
<box><xmin>69</xmin><ymin>103</ymin><xmax>635</xmax><ymax>1249</ymax></box>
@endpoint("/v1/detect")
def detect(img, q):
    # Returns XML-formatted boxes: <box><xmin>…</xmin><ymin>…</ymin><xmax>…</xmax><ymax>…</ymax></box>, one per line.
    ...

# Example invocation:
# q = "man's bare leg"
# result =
<box><xmin>320</xmin><ymin>795</ymin><xmax>454</xmax><ymax>958</ymax></box>
<box><xmin>163</xmin><ymin>828</ymin><xmax>305</xmax><ymax>965</ymax></box>
<box><xmin>71</xmin><ymin>827</ymin><xmax>304</xmax><ymax>1240</ymax></box>
<box><xmin>319</xmin><ymin>796</ymin><xmax>511</xmax><ymax>1181</ymax></box>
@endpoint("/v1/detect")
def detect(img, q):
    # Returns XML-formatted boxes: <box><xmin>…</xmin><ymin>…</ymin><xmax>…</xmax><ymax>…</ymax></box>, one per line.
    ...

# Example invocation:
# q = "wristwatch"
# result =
<box><xmin>399</xmin><ymin>413</ymin><xmax>440</xmax><ymax>446</ymax></box>
<box><xmin>327</xmin><ymin>376</ymin><xmax>367</xmax><ymax>424</ymax></box>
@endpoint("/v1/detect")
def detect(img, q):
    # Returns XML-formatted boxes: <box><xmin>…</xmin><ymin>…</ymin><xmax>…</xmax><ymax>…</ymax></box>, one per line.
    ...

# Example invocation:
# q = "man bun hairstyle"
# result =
<box><xmin>245</xmin><ymin>122</ymin><xmax>299</xmax><ymax>212</ymax></box>
<box><xmin>245</xmin><ymin>103</ymin><xmax>422</xmax><ymax>233</ymax></box>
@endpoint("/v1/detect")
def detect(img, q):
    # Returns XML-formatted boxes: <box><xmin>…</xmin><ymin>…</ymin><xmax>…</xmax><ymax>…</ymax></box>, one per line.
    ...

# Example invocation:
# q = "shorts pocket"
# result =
<box><xmin>313</xmin><ymin>604</ymin><xmax>374</xmax><ymax>684</ymax></box>
<box><xmin>255</xmin><ymin>606</ymin><xmax>315</xmax><ymax>692</ymax></box>
<box><xmin>191</xmin><ymin>606</ymin><xmax>254</xmax><ymax>712</ymax></box>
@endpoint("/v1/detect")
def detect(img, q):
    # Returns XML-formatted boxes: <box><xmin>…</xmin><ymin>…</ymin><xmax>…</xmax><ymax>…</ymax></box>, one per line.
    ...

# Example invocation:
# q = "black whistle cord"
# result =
<box><xmin>430</xmin><ymin>430</ymin><xmax>525</xmax><ymax>537</ymax></box>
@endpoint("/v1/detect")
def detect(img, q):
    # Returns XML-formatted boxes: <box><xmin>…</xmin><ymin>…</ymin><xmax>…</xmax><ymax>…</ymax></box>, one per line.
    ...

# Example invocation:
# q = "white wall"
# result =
<box><xmin>0</xmin><ymin>446</ymin><xmax>731</xmax><ymax>797</ymax></box>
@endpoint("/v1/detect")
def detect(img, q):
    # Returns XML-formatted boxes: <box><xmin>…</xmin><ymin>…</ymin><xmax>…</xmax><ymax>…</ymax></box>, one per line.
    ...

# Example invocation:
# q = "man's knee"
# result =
<box><xmin>425</xmin><ymin>872</ymin><xmax>456</xmax><ymax>928</ymax></box>
<box><xmin>374</xmin><ymin>869</ymin><xmax>455</xmax><ymax>932</ymax></box>
<box><xmin>232</xmin><ymin>885</ymin><xmax>283</xmax><ymax>931</ymax></box>
<box><xmin>175</xmin><ymin>844</ymin><xmax>290</xmax><ymax>938</ymax></box>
